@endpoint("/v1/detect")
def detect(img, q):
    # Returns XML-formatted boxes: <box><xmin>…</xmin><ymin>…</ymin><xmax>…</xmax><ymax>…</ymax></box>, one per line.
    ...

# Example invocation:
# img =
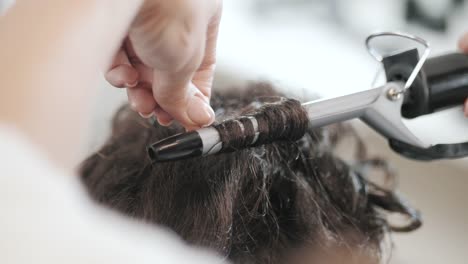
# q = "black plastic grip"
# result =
<box><xmin>383</xmin><ymin>50</ymin><xmax>468</xmax><ymax>161</ymax></box>
<box><xmin>423</xmin><ymin>53</ymin><xmax>468</xmax><ymax>113</ymax></box>
<box><xmin>383</xmin><ymin>50</ymin><xmax>468</xmax><ymax>118</ymax></box>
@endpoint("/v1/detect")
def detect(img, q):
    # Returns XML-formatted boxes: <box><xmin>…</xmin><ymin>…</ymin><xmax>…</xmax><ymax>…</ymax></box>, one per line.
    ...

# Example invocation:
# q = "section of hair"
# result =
<box><xmin>212</xmin><ymin>97</ymin><xmax>308</xmax><ymax>153</ymax></box>
<box><xmin>80</xmin><ymin>82</ymin><xmax>419</xmax><ymax>263</ymax></box>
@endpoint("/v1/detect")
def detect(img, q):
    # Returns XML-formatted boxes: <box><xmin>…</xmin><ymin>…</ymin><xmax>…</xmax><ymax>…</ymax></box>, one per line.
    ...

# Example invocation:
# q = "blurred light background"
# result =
<box><xmin>2</xmin><ymin>0</ymin><xmax>467</xmax><ymax>263</ymax></box>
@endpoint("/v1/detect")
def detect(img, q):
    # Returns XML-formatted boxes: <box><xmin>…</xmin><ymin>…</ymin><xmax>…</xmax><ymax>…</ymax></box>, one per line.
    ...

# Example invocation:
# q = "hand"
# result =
<box><xmin>459</xmin><ymin>32</ymin><xmax>468</xmax><ymax>116</ymax></box>
<box><xmin>105</xmin><ymin>0</ymin><xmax>222</xmax><ymax>130</ymax></box>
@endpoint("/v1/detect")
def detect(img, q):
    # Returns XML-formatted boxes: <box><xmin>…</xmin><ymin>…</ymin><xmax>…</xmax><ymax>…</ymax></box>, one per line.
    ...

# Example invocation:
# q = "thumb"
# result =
<box><xmin>129</xmin><ymin>0</ymin><xmax>221</xmax><ymax>129</ymax></box>
<box><xmin>151</xmin><ymin>4</ymin><xmax>219</xmax><ymax>130</ymax></box>
<box><xmin>153</xmin><ymin>68</ymin><xmax>215</xmax><ymax>130</ymax></box>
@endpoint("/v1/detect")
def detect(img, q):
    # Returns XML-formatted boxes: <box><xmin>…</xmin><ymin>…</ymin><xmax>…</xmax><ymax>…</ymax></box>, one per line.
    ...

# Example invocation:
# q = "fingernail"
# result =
<box><xmin>187</xmin><ymin>96</ymin><xmax>215</xmax><ymax>127</ymax></box>
<box><xmin>126</xmin><ymin>80</ymin><xmax>138</xmax><ymax>88</ymax></box>
<box><xmin>139</xmin><ymin>112</ymin><xmax>154</xmax><ymax>119</ymax></box>
<box><xmin>157</xmin><ymin>118</ymin><xmax>174</xmax><ymax>127</ymax></box>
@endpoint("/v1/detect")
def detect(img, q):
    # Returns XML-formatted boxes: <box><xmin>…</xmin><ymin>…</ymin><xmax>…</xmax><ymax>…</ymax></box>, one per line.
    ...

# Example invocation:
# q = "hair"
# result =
<box><xmin>80</xmin><ymin>82</ymin><xmax>420</xmax><ymax>263</ymax></box>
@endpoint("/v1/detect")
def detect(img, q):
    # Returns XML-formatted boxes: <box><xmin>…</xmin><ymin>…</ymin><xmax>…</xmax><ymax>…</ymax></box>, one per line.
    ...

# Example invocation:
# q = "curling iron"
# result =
<box><xmin>148</xmin><ymin>32</ymin><xmax>468</xmax><ymax>162</ymax></box>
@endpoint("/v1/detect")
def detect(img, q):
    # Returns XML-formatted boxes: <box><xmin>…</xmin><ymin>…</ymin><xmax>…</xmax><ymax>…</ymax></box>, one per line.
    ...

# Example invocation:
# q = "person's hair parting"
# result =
<box><xmin>80</xmin><ymin>82</ymin><xmax>421</xmax><ymax>263</ymax></box>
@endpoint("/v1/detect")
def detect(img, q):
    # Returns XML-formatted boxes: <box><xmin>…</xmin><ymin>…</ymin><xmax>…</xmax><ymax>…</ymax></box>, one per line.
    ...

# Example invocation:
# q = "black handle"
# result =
<box><xmin>423</xmin><ymin>52</ymin><xmax>468</xmax><ymax>113</ymax></box>
<box><xmin>383</xmin><ymin>50</ymin><xmax>468</xmax><ymax>161</ymax></box>
<box><xmin>398</xmin><ymin>53</ymin><xmax>468</xmax><ymax>161</ymax></box>
<box><xmin>383</xmin><ymin>50</ymin><xmax>468</xmax><ymax>118</ymax></box>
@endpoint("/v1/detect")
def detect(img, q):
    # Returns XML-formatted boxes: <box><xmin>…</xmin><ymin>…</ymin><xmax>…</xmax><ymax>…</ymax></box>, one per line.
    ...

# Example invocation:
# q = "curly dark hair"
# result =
<box><xmin>80</xmin><ymin>82</ymin><xmax>420</xmax><ymax>264</ymax></box>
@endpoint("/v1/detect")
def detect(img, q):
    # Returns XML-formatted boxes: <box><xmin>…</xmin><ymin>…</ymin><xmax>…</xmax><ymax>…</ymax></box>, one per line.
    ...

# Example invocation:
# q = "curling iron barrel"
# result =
<box><xmin>147</xmin><ymin>98</ymin><xmax>308</xmax><ymax>162</ymax></box>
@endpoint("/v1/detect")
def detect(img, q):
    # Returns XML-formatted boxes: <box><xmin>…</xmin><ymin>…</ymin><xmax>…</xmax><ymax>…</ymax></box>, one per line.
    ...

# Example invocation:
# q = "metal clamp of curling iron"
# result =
<box><xmin>148</xmin><ymin>32</ymin><xmax>468</xmax><ymax>162</ymax></box>
<box><xmin>365</xmin><ymin>32</ymin><xmax>468</xmax><ymax>160</ymax></box>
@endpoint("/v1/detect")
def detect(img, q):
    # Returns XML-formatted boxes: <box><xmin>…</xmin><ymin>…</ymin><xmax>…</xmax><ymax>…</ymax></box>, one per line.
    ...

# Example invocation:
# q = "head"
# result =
<box><xmin>80</xmin><ymin>82</ymin><xmax>420</xmax><ymax>263</ymax></box>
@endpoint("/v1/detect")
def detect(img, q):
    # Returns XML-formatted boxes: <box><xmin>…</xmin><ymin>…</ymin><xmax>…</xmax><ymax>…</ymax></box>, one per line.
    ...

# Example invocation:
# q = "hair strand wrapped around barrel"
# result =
<box><xmin>214</xmin><ymin>98</ymin><xmax>309</xmax><ymax>152</ymax></box>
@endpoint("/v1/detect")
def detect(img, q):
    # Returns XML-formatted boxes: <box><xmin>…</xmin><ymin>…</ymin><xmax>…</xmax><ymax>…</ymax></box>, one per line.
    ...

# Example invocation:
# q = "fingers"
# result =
<box><xmin>153</xmin><ymin>69</ymin><xmax>215</xmax><ymax>130</ymax></box>
<box><xmin>192</xmin><ymin>1</ymin><xmax>222</xmax><ymax>99</ymax></box>
<box><xmin>106</xmin><ymin>65</ymin><xmax>139</xmax><ymax>88</ymax></box>
<box><xmin>151</xmin><ymin>40</ymin><xmax>215</xmax><ymax>129</ymax></box>
<box><xmin>148</xmin><ymin>1</ymin><xmax>221</xmax><ymax>129</ymax></box>
<box><xmin>126</xmin><ymin>0</ymin><xmax>222</xmax><ymax>129</ymax></box>
<box><xmin>123</xmin><ymin>40</ymin><xmax>157</xmax><ymax>117</ymax></box>
<box><xmin>128</xmin><ymin>84</ymin><xmax>174</xmax><ymax>125</ymax></box>
<box><xmin>109</xmin><ymin>39</ymin><xmax>175</xmax><ymax>124</ymax></box>
<box><xmin>459</xmin><ymin>32</ymin><xmax>468</xmax><ymax>53</ymax></box>
<box><xmin>465</xmin><ymin>98</ymin><xmax>468</xmax><ymax>117</ymax></box>
<box><xmin>105</xmin><ymin>47</ymin><xmax>139</xmax><ymax>88</ymax></box>
<box><xmin>460</xmin><ymin>33</ymin><xmax>468</xmax><ymax>117</ymax></box>
<box><xmin>127</xmin><ymin>84</ymin><xmax>157</xmax><ymax>115</ymax></box>
<box><xmin>154</xmin><ymin>106</ymin><xmax>173</xmax><ymax>126</ymax></box>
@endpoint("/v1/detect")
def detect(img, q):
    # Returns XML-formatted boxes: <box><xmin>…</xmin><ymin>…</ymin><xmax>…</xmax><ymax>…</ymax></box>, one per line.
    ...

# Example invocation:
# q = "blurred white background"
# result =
<box><xmin>2</xmin><ymin>0</ymin><xmax>467</xmax><ymax>263</ymax></box>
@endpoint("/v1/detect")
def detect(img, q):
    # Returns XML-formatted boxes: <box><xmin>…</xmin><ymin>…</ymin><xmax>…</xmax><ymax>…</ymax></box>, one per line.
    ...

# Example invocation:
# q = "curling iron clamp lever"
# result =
<box><xmin>365</xmin><ymin>32</ymin><xmax>468</xmax><ymax>160</ymax></box>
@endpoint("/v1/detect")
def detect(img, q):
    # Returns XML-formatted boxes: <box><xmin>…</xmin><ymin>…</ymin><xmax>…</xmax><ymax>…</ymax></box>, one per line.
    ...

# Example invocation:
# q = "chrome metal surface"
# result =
<box><xmin>198</xmin><ymin>127</ymin><xmax>223</xmax><ymax>155</ymax></box>
<box><xmin>361</xmin><ymin>83</ymin><xmax>427</xmax><ymax>148</ymax></box>
<box><xmin>302</xmin><ymin>82</ymin><xmax>428</xmax><ymax>148</ymax></box>
<box><xmin>302</xmin><ymin>87</ymin><xmax>382</xmax><ymax>128</ymax></box>
<box><xmin>245</xmin><ymin>116</ymin><xmax>260</xmax><ymax>144</ymax></box>
<box><xmin>387</xmin><ymin>87</ymin><xmax>403</xmax><ymax>101</ymax></box>
<box><xmin>197</xmin><ymin>82</ymin><xmax>429</xmax><ymax>156</ymax></box>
